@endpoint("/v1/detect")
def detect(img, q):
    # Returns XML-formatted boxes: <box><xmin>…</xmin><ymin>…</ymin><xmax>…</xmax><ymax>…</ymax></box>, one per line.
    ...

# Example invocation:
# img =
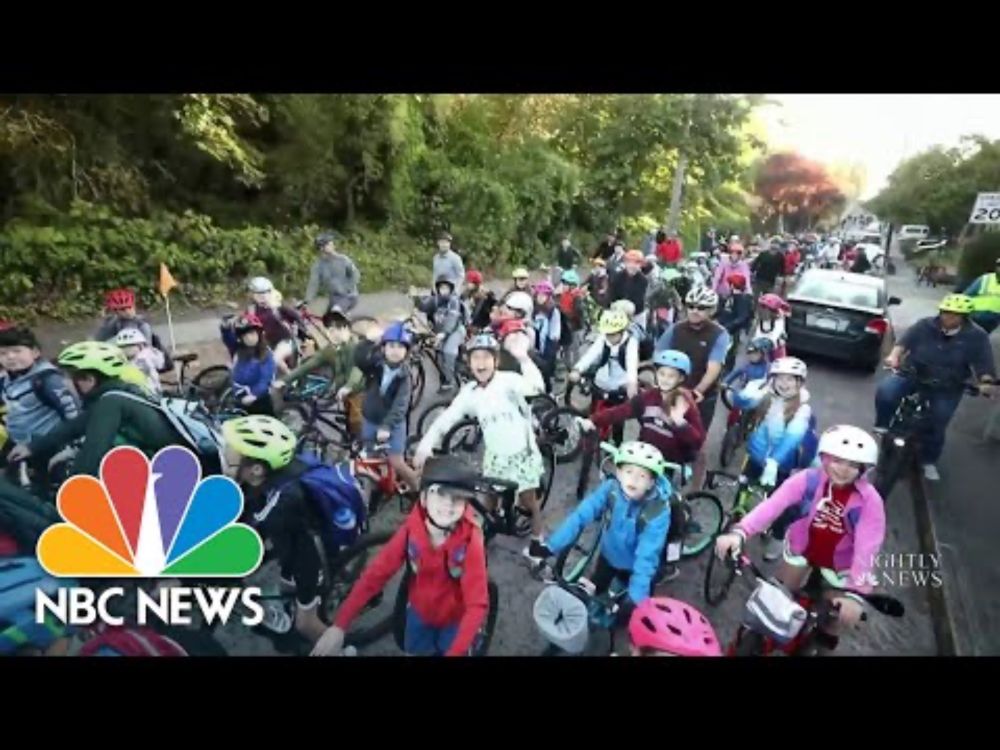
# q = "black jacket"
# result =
<box><xmin>752</xmin><ymin>250</ymin><xmax>784</xmax><ymax>284</ymax></box>
<box><xmin>592</xmin><ymin>241</ymin><xmax>616</xmax><ymax>262</ymax></box>
<box><xmin>609</xmin><ymin>272</ymin><xmax>649</xmax><ymax>314</ymax></box>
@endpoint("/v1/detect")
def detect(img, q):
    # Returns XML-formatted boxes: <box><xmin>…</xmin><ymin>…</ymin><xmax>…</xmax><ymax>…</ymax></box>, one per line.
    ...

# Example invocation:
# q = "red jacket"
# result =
<box><xmin>656</xmin><ymin>239</ymin><xmax>682</xmax><ymax>265</ymax></box>
<box><xmin>591</xmin><ymin>387</ymin><xmax>705</xmax><ymax>464</ymax></box>
<box><xmin>333</xmin><ymin>505</ymin><xmax>488</xmax><ymax>656</ymax></box>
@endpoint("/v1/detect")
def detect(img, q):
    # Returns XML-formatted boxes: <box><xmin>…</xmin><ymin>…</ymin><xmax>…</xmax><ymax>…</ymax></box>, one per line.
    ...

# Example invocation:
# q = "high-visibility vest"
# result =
<box><xmin>973</xmin><ymin>273</ymin><xmax>1000</xmax><ymax>314</ymax></box>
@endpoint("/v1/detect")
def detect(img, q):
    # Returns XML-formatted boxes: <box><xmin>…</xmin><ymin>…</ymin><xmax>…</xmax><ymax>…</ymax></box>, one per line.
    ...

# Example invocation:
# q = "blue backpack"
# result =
<box><xmin>293</xmin><ymin>454</ymin><xmax>368</xmax><ymax>551</ymax></box>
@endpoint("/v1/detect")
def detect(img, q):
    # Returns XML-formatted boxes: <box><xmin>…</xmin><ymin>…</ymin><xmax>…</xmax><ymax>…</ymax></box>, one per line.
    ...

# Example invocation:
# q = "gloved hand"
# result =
<box><xmin>527</xmin><ymin>539</ymin><xmax>553</xmax><ymax>561</ymax></box>
<box><xmin>760</xmin><ymin>458</ymin><xmax>780</xmax><ymax>488</ymax></box>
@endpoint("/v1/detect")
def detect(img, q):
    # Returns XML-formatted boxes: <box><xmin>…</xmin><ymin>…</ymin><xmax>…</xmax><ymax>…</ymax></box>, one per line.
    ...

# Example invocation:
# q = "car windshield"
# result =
<box><xmin>794</xmin><ymin>277</ymin><xmax>881</xmax><ymax>308</ymax></box>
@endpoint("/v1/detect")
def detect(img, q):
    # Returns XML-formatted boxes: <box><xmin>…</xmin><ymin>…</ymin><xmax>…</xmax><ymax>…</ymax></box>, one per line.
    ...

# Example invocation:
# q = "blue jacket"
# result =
<box><xmin>547</xmin><ymin>475</ymin><xmax>672</xmax><ymax>604</ymax></box>
<box><xmin>899</xmin><ymin>316</ymin><xmax>997</xmax><ymax>389</ymax></box>
<box><xmin>723</xmin><ymin>359</ymin><xmax>769</xmax><ymax>389</ymax></box>
<box><xmin>231</xmin><ymin>352</ymin><xmax>276</xmax><ymax>399</ymax></box>
<box><xmin>733</xmin><ymin>384</ymin><xmax>817</xmax><ymax>472</ymax></box>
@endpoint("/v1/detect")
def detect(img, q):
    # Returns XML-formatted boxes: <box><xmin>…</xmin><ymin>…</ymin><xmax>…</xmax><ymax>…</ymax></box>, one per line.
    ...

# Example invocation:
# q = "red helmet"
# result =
<box><xmin>726</xmin><ymin>272</ymin><xmax>747</xmax><ymax>290</ymax></box>
<box><xmin>759</xmin><ymin>293</ymin><xmax>789</xmax><ymax>313</ymax></box>
<box><xmin>105</xmin><ymin>288</ymin><xmax>136</xmax><ymax>312</ymax></box>
<box><xmin>234</xmin><ymin>312</ymin><xmax>264</xmax><ymax>332</ymax></box>
<box><xmin>497</xmin><ymin>318</ymin><xmax>529</xmax><ymax>340</ymax></box>
<box><xmin>466</xmin><ymin>270</ymin><xmax>484</xmax><ymax>286</ymax></box>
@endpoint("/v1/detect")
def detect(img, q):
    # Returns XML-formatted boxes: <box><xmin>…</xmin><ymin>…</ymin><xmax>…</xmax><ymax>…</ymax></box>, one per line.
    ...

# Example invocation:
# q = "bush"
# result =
<box><xmin>957</xmin><ymin>230</ymin><xmax>1000</xmax><ymax>289</ymax></box>
<box><xmin>0</xmin><ymin>202</ymin><xmax>430</xmax><ymax>322</ymax></box>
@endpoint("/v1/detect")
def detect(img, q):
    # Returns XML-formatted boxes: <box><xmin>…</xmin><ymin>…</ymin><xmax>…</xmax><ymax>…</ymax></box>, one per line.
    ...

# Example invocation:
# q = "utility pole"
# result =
<box><xmin>667</xmin><ymin>97</ymin><xmax>694</xmax><ymax>234</ymax></box>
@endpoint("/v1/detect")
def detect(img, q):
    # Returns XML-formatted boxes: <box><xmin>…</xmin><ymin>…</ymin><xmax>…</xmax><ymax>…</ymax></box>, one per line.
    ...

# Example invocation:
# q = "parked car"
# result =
<box><xmin>785</xmin><ymin>269</ymin><xmax>901</xmax><ymax>372</ymax></box>
<box><xmin>897</xmin><ymin>224</ymin><xmax>930</xmax><ymax>241</ymax></box>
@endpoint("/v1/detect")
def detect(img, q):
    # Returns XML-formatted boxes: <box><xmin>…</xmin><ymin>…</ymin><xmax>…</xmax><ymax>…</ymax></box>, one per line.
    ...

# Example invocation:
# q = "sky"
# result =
<box><xmin>758</xmin><ymin>95</ymin><xmax>1000</xmax><ymax>200</ymax></box>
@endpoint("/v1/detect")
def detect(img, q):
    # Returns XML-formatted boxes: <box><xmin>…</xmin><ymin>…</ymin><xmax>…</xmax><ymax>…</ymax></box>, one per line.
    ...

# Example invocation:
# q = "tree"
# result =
<box><xmin>752</xmin><ymin>152</ymin><xmax>846</xmax><ymax>233</ymax></box>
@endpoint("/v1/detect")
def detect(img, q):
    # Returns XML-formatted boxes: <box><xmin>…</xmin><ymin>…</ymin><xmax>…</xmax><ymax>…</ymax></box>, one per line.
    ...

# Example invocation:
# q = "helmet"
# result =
<box><xmin>818</xmin><ymin>424</ymin><xmax>879</xmax><ymax>467</ymax></box>
<box><xmin>248</xmin><ymin>277</ymin><xmax>273</xmax><ymax>294</ymax></box>
<box><xmin>610</xmin><ymin>299</ymin><xmax>636</xmax><ymax>317</ymax></box>
<box><xmin>0</xmin><ymin>325</ymin><xmax>38</xmax><ymax>349</ymax></box>
<box><xmin>437</xmin><ymin>230</ymin><xmax>453</xmax><ymax>242</ymax></box>
<box><xmin>726</xmin><ymin>272</ymin><xmax>747</xmax><ymax>290</ymax></box>
<box><xmin>729</xmin><ymin>234</ymin><xmax>741</xmax><ymax>243</ymax></box>
<box><xmin>419</xmin><ymin>455</ymin><xmax>480</xmax><ymax>497</ymax></box>
<box><xmin>533</xmin><ymin>280</ymin><xmax>555</xmax><ymax>297</ymax></box>
<box><xmin>234</xmin><ymin>312</ymin><xmax>264</xmax><ymax>333</ymax></box>
<box><xmin>684</xmin><ymin>286</ymin><xmax>719</xmax><ymax>309</ymax></box>
<box><xmin>561</xmin><ymin>269</ymin><xmax>581</xmax><ymax>286</ymax></box>
<box><xmin>58</xmin><ymin>341</ymin><xmax>128</xmax><ymax>378</ymax></box>
<box><xmin>746</xmin><ymin>337</ymin><xmax>775</xmax><ymax>354</ymax></box>
<box><xmin>497</xmin><ymin>318</ymin><xmax>529</xmax><ymax>340</ymax></box>
<box><xmin>512</xmin><ymin>267</ymin><xmax>530</xmax><ymax>280</ymax></box>
<box><xmin>652</xmin><ymin>349</ymin><xmax>692</xmax><ymax>376</ymax></box>
<box><xmin>322</xmin><ymin>306</ymin><xmax>351</xmax><ymax>328</ymax></box>
<box><xmin>608</xmin><ymin>440</ymin><xmax>667</xmax><ymax>478</ymax></box>
<box><xmin>314</xmin><ymin>231</ymin><xmax>340</xmax><ymax>249</ymax></box>
<box><xmin>758</xmin><ymin>293</ymin><xmax>787</xmax><ymax>313</ymax></box>
<box><xmin>597</xmin><ymin>309</ymin><xmax>630</xmax><ymax>335</ymax></box>
<box><xmin>769</xmin><ymin>356</ymin><xmax>808</xmax><ymax>380</ymax></box>
<box><xmin>624</xmin><ymin>250</ymin><xmax>645</xmax><ymax>264</ymax></box>
<box><xmin>380</xmin><ymin>321</ymin><xmax>413</xmax><ymax>348</ymax></box>
<box><xmin>467</xmin><ymin>333</ymin><xmax>500</xmax><ymax>354</ymax></box>
<box><xmin>504</xmin><ymin>291</ymin><xmax>534</xmax><ymax>318</ymax></box>
<box><xmin>435</xmin><ymin>275</ymin><xmax>455</xmax><ymax>292</ymax></box>
<box><xmin>465</xmin><ymin>270</ymin><xmax>484</xmax><ymax>286</ymax></box>
<box><xmin>105</xmin><ymin>288</ymin><xmax>136</xmax><ymax>312</ymax></box>
<box><xmin>222</xmin><ymin>415</ymin><xmax>296</xmax><ymax>470</ymax></box>
<box><xmin>939</xmin><ymin>293</ymin><xmax>975</xmax><ymax>315</ymax></box>
<box><xmin>114</xmin><ymin>328</ymin><xmax>147</xmax><ymax>348</ymax></box>
<box><xmin>629</xmin><ymin>598</ymin><xmax>722</xmax><ymax>657</ymax></box>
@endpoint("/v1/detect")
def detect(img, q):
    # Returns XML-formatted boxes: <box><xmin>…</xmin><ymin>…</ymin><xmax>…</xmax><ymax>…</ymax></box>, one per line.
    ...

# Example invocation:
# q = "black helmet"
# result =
<box><xmin>435</xmin><ymin>276</ymin><xmax>455</xmax><ymax>291</ymax></box>
<box><xmin>420</xmin><ymin>455</ymin><xmax>480</xmax><ymax>497</ymax></box>
<box><xmin>322</xmin><ymin>306</ymin><xmax>351</xmax><ymax>328</ymax></box>
<box><xmin>314</xmin><ymin>231</ymin><xmax>341</xmax><ymax>249</ymax></box>
<box><xmin>437</xmin><ymin>230</ymin><xmax>453</xmax><ymax>242</ymax></box>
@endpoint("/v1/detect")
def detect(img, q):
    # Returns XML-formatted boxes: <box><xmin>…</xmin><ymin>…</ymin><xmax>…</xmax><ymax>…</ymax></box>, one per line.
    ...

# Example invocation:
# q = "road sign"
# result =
<box><xmin>969</xmin><ymin>193</ymin><xmax>1000</xmax><ymax>224</ymax></box>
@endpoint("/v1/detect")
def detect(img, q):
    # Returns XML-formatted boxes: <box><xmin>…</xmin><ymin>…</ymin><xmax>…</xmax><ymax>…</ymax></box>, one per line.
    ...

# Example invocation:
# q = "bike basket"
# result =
<box><xmin>533</xmin><ymin>585</ymin><xmax>590</xmax><ymax>655</ymax></box>
<box><xmin>742</xmin><ymin>579</ymin><xmax>807</xmax><ymax>645</ymax></box>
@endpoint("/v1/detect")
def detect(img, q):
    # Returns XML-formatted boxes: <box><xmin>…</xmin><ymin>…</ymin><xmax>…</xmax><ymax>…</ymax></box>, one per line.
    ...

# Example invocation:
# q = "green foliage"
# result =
<box><xmin>958</xmin><ymin>230</ymin><xmax>1000</xmax><ymax>286</ymax></box>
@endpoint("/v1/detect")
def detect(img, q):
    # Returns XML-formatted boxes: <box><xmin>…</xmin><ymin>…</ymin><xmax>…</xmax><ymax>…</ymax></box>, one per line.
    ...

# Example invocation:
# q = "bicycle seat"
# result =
<box><xmin>174</xmin><ymin>353</ymin><xmax>199</xmax><ymax>364</ymax></box>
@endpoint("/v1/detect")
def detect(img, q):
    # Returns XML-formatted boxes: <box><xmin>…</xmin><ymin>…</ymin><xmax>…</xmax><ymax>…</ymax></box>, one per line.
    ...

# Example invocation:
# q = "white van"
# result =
<box><xmin>897</xmin><ymin>225</ymin><xmax>930</xmax><ymax>240</ymax></box>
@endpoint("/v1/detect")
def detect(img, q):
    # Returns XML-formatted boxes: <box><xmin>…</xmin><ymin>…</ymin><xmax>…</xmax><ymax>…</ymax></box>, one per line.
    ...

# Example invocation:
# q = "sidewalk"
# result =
<box><xmin>921</xmin><ymin>333</ymin><xmax>1000</xmax><ymax>655</ymax></box>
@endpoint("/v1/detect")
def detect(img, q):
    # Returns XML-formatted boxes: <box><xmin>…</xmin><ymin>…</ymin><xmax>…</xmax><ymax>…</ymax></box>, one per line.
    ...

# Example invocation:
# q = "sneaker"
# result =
<box><xmin>260</xmin><ymin>601</ymin><xmax>293</xmax><ymax>635</ymax></box>
<box><xmin>763</xmin><ymin>534</ymin><xmax>784</xmax><ymax>562</ymax></box>
<box><xmin>922</xmin><ymin>464</ymin><xmax>941</xmax><ymax>482</ymax></box>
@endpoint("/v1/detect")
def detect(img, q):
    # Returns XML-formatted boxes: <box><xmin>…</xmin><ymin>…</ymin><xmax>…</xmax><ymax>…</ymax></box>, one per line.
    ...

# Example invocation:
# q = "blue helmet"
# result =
<box><xmin>747</xmin><ymin>337</ymin><xmax>775</xmax><ymax>354</ymax></box>
<box><xmin>652</xmin><ymin>349</ymin><xmax>691</xmax><ymax>376</ymax></box>
<box><xmin>380</xmin><ymin>321</ymin><xmax>412</xmax><ymax>348</ymax></box>
<box><xmin>561</xmin><ymin>269</ymin><xmax>581</xmax><ymax>286</ymax></box>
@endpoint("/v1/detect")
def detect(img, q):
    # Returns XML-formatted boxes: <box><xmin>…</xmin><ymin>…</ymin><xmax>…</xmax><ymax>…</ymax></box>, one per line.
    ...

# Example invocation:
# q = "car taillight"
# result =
<box><xmin>865</xmin><ymin>318</ymin><xmax>889</xmax><ymax>336</ymax></box>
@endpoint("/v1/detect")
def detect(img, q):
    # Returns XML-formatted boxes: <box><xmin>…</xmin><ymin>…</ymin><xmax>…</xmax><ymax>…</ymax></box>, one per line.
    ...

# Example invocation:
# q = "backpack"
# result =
<box><xmin>559</xmin><ymin>289</ymin><xmax>584</xmax><ymax>328</ymax></box>
<box><xmin>99</xmin><ymin>390</ymin><xmax>224</xmax><ymax>475</ymax></box>
<box><xmin>78</xmin><ymin>625</ymin><xmax>189</xmax><ymax>657</ymax></box>
<box><xmin>0</xmin><ymin>367</ymin><xmax>75</xmax><ymax>422</ymax></box>
<box><xmin>282</xmin><ymin>454</ymin><xmax>368</xmax><ymax>552</ymax></box>
<box><xmin>595</xmin><ymin>338</ymin><xmax>632</xmax><ymax>374</ymax></box>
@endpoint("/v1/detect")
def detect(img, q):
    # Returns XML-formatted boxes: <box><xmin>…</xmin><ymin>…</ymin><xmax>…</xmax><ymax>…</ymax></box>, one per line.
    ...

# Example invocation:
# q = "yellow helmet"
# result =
<box><xmin>939</xmin><ymin>294</ymin><xmax>975</xmax><ymax>315</ymax></box>
<box><xmin>222</xmin><ymin>415</ymin><xmax>297</xmax><ymax>470</ymax></box>
<box><xmin>598</xmin><ymin>309</ymin><xmax>630</xmax><ymax>335</ymax></box>
<box><xmin>58</xmin><ymin>341</ymin><xmax>128</xmax><ymax>378</ymax></box>
<box><xmin>512</xmin><ymin>267</ymin><xmax>530</xmax><ymax>280</ymax></box>
<box><xmin>0</xmin><ymin>420</ymin><xmax>8</xmax><ymax>450</ymax></box>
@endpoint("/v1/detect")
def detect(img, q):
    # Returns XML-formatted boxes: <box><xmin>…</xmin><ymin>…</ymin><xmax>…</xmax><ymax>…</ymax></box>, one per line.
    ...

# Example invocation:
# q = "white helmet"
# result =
<box><xmin>504</xmin><ymin>291</ymin><xmax>534</xmax><ymax>318</ymax></box>
<box><xmin>611</xmin><ymin>299</ymin><xmax>636</xmax><ymax>317</ymax></box>
<box><xmin>818</xmin><ymin>425</ymin><xmax>879</xmax><ymax>466</ymax></box>
<box><xmin>248</xmin><ymin>276</ymin><xmax>274</xmax><ymax>294</ymax></box>
<box><xmin>769</xmin><ymin>356</ymin><xmax>808</xmax><ymax>380</ymax></box>
<box><xmin>114</xmin><ymin>328</ymin><xmax>147</xmax><ymax>347</ymax></box>
<box><xmin>685</xmin><ymin>286</ymin><xmax>719</xmax><ymax>309</ymax></box>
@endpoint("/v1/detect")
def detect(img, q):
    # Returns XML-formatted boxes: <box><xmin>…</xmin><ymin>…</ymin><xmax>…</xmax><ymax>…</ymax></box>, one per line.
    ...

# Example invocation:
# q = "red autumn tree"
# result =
<box><xmin>753</xmin><ymin>152</ymin><xmax>847</xmax><ymax>233</ymax></box>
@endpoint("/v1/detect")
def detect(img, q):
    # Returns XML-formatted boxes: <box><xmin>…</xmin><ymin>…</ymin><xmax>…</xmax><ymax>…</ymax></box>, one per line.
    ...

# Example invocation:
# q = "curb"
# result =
<box><xmin>907</xmin><ymin>471</ymin><xmax>960</xmax><ymax>656</ymax></box>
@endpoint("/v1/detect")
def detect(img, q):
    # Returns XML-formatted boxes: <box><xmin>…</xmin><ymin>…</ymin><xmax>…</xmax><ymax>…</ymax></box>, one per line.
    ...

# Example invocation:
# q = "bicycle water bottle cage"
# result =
<box><xmin>743</xmin><ymin>579</ymin><xmax>807</xmax><ymax>645</ymax></box>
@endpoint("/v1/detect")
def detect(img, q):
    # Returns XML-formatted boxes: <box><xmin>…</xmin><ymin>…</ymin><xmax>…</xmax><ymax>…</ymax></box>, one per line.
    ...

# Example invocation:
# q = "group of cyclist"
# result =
<box><xmin>1</xmin><ymin>223</ymin><xmax>996</xmax><ymax>658</ymax></box>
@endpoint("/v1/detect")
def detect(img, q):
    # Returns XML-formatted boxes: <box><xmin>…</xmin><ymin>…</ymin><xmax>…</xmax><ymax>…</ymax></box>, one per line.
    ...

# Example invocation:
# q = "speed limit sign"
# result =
<box><xmin>970</xmin><ymin>193</ymin><xmax>1000</xmax><ymax>224</ymax></box>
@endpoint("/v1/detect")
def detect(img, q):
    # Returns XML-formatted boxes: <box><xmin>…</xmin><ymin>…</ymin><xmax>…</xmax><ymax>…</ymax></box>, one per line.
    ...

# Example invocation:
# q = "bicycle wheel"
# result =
<box><xmin>733</xmin><ymin>628</ymin><xmax>766</xmax><ymax>657</ymax></box>
<box><xmin>703</xmin><ymin>546</ymin><xmax>738</xmax><ymax>607</ymax></box>
<box><xmin>277</xmin><ymin>403</ymin><xmax>310</xmax><ymax>436</ymax></box>
<box><xmin>679</xmin><ymin>491</ymin><xmax>724</xmax><ymax>559</ymax></box>
<box><xmin>871</xmin><ymin>437</ymin><xmax>908</xmax><ymax>501</ymax></box>
<box><xmin>719</xmin><ymin>422</ymin><xmax>741</xmax><ymax>468</ymax></box>
<box><xmin>705</xmin><ymin>471</ymin><xmax>742</xmax><ymax>514</ymax></box>
<box><xmin>552</xmin><ymin>524</ymin><xmax>602</xmax><ymax>584</ymax></box>
<box><xmin>327</xmin><ymin>530</ymin><xmax>397</xmax><ymax>648</ymax></box>
<box><xmin>476</xmin><ymin>580</ymin><xmax>501</xmax><ymax>656</ymax></box>
<box><xmin>415</xmin><ymin>397</ymin><xmax>451</xmax><ymax>440</ymax></box>
<box><xmin>540</xmin><ymin>406</ymin><xmax>587</xmax><ymax>464</ymax></box>
<box><xmin>192</xmin><ymin>365</ymin><xmax>232</xmax><ymax>408</ymax></box>
<box><xmin>441</xmin><ymin>418</ymin><xmax>485</xmax><ymax>464</ymax></box>
<box><xmin>409</xmin><ymin>358</ymin><xmax>426</xmax><ymax>414</ymax></box>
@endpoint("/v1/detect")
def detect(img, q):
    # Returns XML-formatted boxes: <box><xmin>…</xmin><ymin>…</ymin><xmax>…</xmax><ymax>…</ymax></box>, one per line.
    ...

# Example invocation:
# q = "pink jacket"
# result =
<box><xmin>735</xmin><ymin>469</ymin><xmax>886</xmax><ymax>594</ymax></box>
<box><xmin>713</xmin><ymin>259</ymin><xmax>753</xmax><ymax>296</ymax></box>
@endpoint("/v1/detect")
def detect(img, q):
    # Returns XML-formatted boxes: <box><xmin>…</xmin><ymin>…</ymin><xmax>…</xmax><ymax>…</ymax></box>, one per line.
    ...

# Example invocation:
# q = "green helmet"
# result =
<box><xmin>939</xmin><ymin>293</ymin><xmax>975</xmax><ymax>315</ymax></box>
<box><xmin>58</xmin><ymin>341</ymin><xmax>128</xmax><ymax>378</ymax></box>
<box><xmin>222</xmin><ymin>415</ymin><xmax>297</xmax><ymax>470</ymax></box>
<box><xmin>602</xmin><ymin>440</ymin><xmax>667</xmax><ymax>477</ymax></box>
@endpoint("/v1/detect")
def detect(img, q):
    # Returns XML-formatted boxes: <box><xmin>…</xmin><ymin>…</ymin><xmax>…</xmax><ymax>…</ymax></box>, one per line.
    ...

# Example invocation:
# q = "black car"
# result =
<box><xmin>785</xmin><ymin>269</ymin><xmax>901</xmax><ymax>372</ymax></box>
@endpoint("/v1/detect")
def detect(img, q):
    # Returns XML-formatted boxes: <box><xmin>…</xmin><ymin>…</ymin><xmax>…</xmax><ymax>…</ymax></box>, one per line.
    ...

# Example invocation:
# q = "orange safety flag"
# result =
<box><xmin>159</xmin><ymin>263</ymin><xmax>178</xmax><ymax>297</ymax></box>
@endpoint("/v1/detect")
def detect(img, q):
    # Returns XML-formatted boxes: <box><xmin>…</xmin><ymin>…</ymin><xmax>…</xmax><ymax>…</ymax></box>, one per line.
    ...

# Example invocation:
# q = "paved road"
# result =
<box><xmin>200</xmin><ymin>271</ymin><xmax>949</xmax><ymax>656</ymax></box>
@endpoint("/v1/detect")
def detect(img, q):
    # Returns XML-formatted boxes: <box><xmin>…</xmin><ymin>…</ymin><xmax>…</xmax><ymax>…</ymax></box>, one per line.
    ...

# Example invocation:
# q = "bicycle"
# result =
<box><xmin>713</xmin><ymin>551</ymin><xmax>904</xmax><ymax>656</ymax></box>
<box><xmin>159</xmin><ymin>352</ymin><xmax>232</xmax><ymax>409</ymax></box>
<box><xmin>871</xmin><ymin>365</ymin><xmax>986</xmax><ymax>501</ymax></box>
<box><xmin>718</xmin><ymin>384</ymin><xmax>755</xmax><ymax>469</ymax></box>
<box><xmin>277</xmin><ymin>381</ymin><xmax>354</xmax><ymax>464</ymax></box>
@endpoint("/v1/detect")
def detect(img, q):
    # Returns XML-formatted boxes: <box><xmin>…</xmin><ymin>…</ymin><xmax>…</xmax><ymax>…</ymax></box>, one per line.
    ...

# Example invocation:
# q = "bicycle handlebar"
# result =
<box><xmin>887</xmin><ymin>366</ymin><xmax>985</xmax><ymax>396</ymax></box>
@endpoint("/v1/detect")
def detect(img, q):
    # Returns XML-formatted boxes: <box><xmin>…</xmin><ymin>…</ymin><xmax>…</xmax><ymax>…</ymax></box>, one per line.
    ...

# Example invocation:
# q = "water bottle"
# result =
<box><xmin>332</xmin><ymin>506</ymin><xmax>357</xmax><ymax>533</ymax></box>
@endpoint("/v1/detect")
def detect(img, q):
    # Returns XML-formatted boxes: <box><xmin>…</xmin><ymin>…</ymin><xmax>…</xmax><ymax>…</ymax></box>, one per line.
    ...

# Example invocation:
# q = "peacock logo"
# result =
<box><xmin>37</xmin><ymin>445</ymin><xmax>263</xmax><ymax>578</ymax></box>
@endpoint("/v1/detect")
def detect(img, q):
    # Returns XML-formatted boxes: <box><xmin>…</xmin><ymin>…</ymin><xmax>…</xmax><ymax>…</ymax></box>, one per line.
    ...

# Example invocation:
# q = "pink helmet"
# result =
<box><xmin>758</xmin><ymin>293</ymin><xmax>789</xmax><ymax>313</ymax></box>
<box><xmin>533</xmin><ymin>280</ymin><xmax>555</xmax><ymax>297</ymax></box>
<box><xmin>628</xmin><ymin>598</ymin><xmax>722</xmax><ymax>657</ymax></box>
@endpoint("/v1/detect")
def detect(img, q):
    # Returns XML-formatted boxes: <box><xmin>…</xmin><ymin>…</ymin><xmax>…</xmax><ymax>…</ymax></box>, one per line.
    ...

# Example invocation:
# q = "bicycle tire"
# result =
<box><xmin>552</xmin><ymin>526</ymin><xmax>602</xmax><ymax>584</ymax></box>
<box><xmin>540</xmin><ymin>405</ymin><xmax>587</xmax><ymax>464</ymax></box>
<box><xmin>409</xmin><ymin>358</ymin><xmax>426</xmax><ymax>415</ymax></box>
<box><xmin>415</xmin><ymin>397</ymin><xmax>452</xmax><ymax>440</ymax></box>
<box><xmin>476</xmin><ymin>580</ymin><xmax>501</xmax><ymax>656</ymax></box>
<box><xmin>733</xmin><ymin>628</ymin><xmax>766</xmax><ymax>657</ymax></box>
<box><xmin>679</xmin><ymin>491</ymin><xmax>724</xmax><ymax>559</ymax></box>
<box><xmin>191</xmin><ymin>365</ymin><xmax>232</xmax><ymax>402</ymax></box>
<box><xmin>328</xmin><ymin>530</ymin><xmax>396</xmax><ymax>648</ymax></box>
<box><xmin>277</xmin><ymin>403</ymin><xmax>310</xmax><ymax>436</ymax></box>
<box><xmin>441</xmin><ymin>418</ymin><xmax>484</xmax><ymax>460</ymax></box>
<box><xmin>719</xmin><ymin>422</ymin><xmax>741</xmax><ymax>468</ymax></box>
<box><xmin>871</xmin><ymin>438</ymin><xmax>908</xmax><ymax>501</ymax></box>
<box><xmin>703</xmin><ymin>547</ymin><xmax>738</xmax><ymax>607</ymax></box>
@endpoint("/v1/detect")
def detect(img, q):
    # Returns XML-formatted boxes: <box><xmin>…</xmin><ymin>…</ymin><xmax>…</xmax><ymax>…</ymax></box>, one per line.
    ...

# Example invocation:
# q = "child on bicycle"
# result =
<box><xmin>220</xmin><ymin>415</ymin><xmax>331</xmax><ymax>644</ymax></box>
<box><xmin>579</xmin><ymin>349</ymin><xmax>705</xmax><ymax>469</ymax></box>
<box><xmin>531</xmin><ymin>280</ymin><xmax>562</xmax><ymax>392</ymax></box>
<box><xmin>114</xmin><ymin>328</ymin><xmax>164</xmax><ymax>396</ymax></box>
<box><xmin>714</xmin><ymin>424</ymin><xmax>886</xmax><ymax>655</ymax></box>
<box><xmin>730</xmin><ymin>356</ymin><xmax>818</xmax><ymax>561</ymax></box>
<box><xmin>229</xmin><ymin>313</ymin><xmax>276</xmax><ymax>416</ymax></box>
<box><xmin>347</xmin><ymin>321</ymin><xmax>421</xmax><ymax>493</ymax></box>
<box><xmin>413</xmin><ymin>331</ymin><xmax>548</xmax><ymax>543</ymax></box>
<box><xmin>528</xmin><ymin>441</ymin><xmax>673</xmax><ymax>620</ymax></box>
<box><xmin>462</xmin><ymin>270</ymin><xmax>497</xmax><ymax>335</ymax></box>
<box><xmin>414</xmin><ymin>276</ymin><xmax>467</xmax><ymax>393</ymax></box>
<box><xmin>94</xmin><ymin>288</ymin><xmax>172</xmax><ymax>371</ymax></box>
<box><xmin>569</xmin><ymin>309</ymin><xmax>640</xmax><ymax>445</ymax></box>
<box><xmin>752</xmin><ymin>294</ymin><xmax>790</xmax><ymax>360</ymax></box>
<box><xmin>311</xmin><ymin>455</ymin><xmax>489</xmax><ymax>657</ymax></box>
<box><xmin>274</xmin><ymin>307</ymin><xmax>361</xmax><ymax>400</ymax></box>
<box><xmin>244</xmin><ymin>276</ymin><xmax>305</xmax><ymax>377</ymax></box>
<box><xmin>722</xmin><ymin>336</ymin><xmax>773</xmax><ymax>391</ymax></box>
<box><xmin>585</xmin><ymin>259</ymin><xmax>611</xmax><ymax>309</ymax></box>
